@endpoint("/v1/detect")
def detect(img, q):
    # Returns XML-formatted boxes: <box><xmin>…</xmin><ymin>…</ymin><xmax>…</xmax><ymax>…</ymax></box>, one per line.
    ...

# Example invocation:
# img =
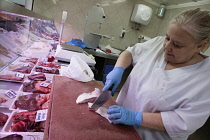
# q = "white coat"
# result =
<box><xmin>116</xmin><ymin>36</ymin><xmax>210</xmax><ymax>140</ymax></box>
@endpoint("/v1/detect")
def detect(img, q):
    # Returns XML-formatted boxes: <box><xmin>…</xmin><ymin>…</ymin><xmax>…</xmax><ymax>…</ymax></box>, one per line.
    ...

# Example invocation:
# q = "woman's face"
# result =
<box><xmin>164</xmin><ymin>24</ymin><xmax>200</xmax><ymax>64</ymax></box>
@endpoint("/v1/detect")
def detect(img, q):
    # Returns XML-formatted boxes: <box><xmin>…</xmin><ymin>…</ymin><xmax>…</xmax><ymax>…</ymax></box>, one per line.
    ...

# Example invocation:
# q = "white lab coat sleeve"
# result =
<box><xmin>161</xmin><ymin>96</ymin><xmax>210</xmax><ymax>140</ymax></box>
<box><xmin>126</xmin><ymin>36</ymin><xmax>164</xmax><ymax>66</ymax></box>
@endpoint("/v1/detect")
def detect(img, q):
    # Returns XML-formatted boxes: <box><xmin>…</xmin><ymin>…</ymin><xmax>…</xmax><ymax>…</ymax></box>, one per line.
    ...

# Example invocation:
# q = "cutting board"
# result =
<box><xmin>44</xmin><ymin>76</ymin><xmax>141</xmax><ymax>140</ymax></box>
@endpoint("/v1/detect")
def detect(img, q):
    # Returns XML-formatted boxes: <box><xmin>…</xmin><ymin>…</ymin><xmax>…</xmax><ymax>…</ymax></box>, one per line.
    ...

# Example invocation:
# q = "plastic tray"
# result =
<box><xmin>1</xmin><ymin>110</ymin><xmax>44</xmax><ymax>135</ymax></box>
<box><xmin>0</xmin><ymin>89</ymin><xmax>20</xmax><ymax>109</ymax></box>
<box><xmin>9</xmin><ymin>92</ymin><xmax>46</xmax><ymax>111</ymax></box>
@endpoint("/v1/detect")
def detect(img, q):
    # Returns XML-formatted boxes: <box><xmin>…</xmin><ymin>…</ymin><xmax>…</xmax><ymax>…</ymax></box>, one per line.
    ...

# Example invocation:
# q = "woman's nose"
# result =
<box><xmin>164</xmin><ymin>41</ymin><xmax>172</xmax><ymax>51</ymax></box>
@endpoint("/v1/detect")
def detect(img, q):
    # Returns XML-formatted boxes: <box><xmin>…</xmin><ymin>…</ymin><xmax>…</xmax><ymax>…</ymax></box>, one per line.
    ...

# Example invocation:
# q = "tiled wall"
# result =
<box><xmin>33</xmin><ymin>0</ymin><xmax>210</xmax><ymax>52</ymax></box>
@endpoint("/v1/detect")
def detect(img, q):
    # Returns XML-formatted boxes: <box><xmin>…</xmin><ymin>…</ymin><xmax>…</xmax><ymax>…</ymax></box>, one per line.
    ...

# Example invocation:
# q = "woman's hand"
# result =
<box><xmin>102</xmin><ymin>67</ymin><xmax>124</xmax><ymax>95</ymax></box>
<box><xmin>107</xmin><ymin>105</ymin><xmax>142</xmax><ymax>126</ymax></box>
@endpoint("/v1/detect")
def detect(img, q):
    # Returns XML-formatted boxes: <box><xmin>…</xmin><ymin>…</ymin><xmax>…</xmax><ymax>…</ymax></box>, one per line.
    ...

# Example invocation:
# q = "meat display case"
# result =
<box><xmin>0</xmin><ymin>1</ymin><xmax>60</xmax><ymax>139</ymax></box>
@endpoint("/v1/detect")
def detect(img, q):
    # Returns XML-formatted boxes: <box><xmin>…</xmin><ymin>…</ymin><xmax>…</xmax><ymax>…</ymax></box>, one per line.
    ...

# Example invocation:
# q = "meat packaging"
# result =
<box><xmin>11</xmin><ymin>111</ymin><xmax>45</xmax><ymax>132</ymax></box>
<box><xmin>0</xmin><ymin>74</ymin><xmax>24</xmax><ymax>82</ymax></box>
<box><xmin>22</xmin><ymin>80</ymin><xmax>52</xmax><ymax>94</ymax></box>
<box><xmin>2</xmin><ymin>111</ymin><xmax>45</xmax><ymax>133</ymax></box>
<box><xmin>12</xmin><ymin>93</ymin><xmax>50</xmax><ymax>111</ymax></box>
<box><xmin>27</xmin><ymin>73</ymin><xmax>46</xmax><ymax>81</ymax></box>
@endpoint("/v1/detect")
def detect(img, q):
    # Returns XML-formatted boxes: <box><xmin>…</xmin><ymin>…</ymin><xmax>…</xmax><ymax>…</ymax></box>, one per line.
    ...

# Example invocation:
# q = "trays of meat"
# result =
<box><xmin>0</xmin><ymin>132</ymin><xmax>44</xmax><ymax>140</ymax></box>
<box><xmin>1</xmin><ymin>110</ymin><xmax>45</xmax><ymax>134</ymax></box>
<box><xmin>20</xmin><ymin>80</ymin><xmax>52</xmax><ymax>94</ymax></box>
<box><xmin>0</xmin><ymin>89</ymin><xmax>19</xmax><ymax>108</ymax></box>
<box><xmin>9</xmin><ymin>93</ymin><xmax>50</xmax><ymax>111</ymax></box>
<box><xmin>7</xmin><ymin>57</ymin><xmax>38</xmax><ymax>74</ymax></box>
<box><xmin>0</xmin><ymin>70</ymin><xmax>25</xmax><ymax>83</ymax></box>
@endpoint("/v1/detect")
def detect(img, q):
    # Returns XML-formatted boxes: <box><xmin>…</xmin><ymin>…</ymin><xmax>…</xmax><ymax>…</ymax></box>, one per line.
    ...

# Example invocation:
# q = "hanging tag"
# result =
<box><xmin>35</xmin><ymin>109</ymin><xmax>48</xmax><ymax>122</ymax></box>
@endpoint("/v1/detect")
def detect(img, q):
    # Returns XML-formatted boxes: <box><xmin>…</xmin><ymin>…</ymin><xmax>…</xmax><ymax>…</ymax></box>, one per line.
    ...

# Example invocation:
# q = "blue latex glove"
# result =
<box><xmin>102</xmin><ymin>67</ymin><xmax>124</xmax><ymax>95</ymax></box>
<box><xmin>107</xmin><ymin>105</ymin><xmax>142</xmax><ymax>126</ymax></box>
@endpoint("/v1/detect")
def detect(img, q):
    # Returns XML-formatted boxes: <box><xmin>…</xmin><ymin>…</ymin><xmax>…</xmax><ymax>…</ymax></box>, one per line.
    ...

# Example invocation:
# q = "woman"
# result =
<box><xmin>102</xmin><ymin>8</ymin><xmax>210</xmax><ymax>140</ymax></box>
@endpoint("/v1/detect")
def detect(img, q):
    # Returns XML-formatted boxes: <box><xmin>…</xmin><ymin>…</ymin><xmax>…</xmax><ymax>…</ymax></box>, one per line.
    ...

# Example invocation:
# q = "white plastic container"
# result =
<box><xmin>131</xmin><ymin>4</ymin><xmax>153</xmax><ymax>25</ymax></box>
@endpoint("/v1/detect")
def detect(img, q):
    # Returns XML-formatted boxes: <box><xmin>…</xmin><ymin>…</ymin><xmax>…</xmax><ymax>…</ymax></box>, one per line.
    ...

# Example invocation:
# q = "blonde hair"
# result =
<box><xmin>170</xmin><ymin>8</ymin><xmax>210</xmax><ymax>46</ymax></box>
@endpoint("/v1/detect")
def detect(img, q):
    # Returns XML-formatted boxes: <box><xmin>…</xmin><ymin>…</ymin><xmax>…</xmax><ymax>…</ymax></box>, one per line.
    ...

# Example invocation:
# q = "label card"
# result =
<box><xmin>35</xmin><ymin>109</ymin><xmax>48</xmax><ymax>122</ymax></box>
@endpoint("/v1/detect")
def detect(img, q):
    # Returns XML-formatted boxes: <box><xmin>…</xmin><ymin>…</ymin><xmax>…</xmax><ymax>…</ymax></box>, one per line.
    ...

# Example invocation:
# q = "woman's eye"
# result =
<box><xmin>165</xmin><ymin>37</ymin><xmax>170</xmax><ymax>41</ymax></box>
<box><xmin>174</xmin><ymin>43</ymin><xmax>182</xmax><ymax>48</ymax></box>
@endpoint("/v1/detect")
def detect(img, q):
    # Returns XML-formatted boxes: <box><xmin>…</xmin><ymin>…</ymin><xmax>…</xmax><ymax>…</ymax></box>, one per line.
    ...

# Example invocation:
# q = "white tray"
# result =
<box><xmin>0</xmin><ymin>89</ymin><xmax>20</xmax><ymax>109</ymax></box>
<box><xmin>9</xmin><ymin>92</ymin><xmax>46</xmax><ymax>111</ymax></box>
<box><xmin>1</xmin><ymin>110</ymin><xmax>44</xmax><ymax>135</ymax></box>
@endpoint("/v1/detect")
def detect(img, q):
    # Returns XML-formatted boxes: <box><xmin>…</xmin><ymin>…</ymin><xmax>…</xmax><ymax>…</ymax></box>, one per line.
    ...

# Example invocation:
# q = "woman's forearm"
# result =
<box><xmin>141</xmin><ymin>112</ymin><xmax>165</xmax><ymax>131</ymax></box>
<box><xmin>115</xmin><ymin>50</ymin><xmax>132</xmax><ymax>69</ymax></box>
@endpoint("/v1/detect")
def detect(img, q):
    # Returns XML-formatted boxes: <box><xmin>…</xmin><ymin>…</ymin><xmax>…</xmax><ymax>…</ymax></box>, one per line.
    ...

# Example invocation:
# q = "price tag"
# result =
<box><xmin>40</xmin><ymin>82</ymin><xmax>50</xmax><ymax>87</ymax></box>
<box><xmin>16</xmin><ymin>73</ymin><xmax>24</xmax><ymax>78</ymax></box>
<box><xmin>5</xmin><ymin>89</ymin><xmax>17</xmax><ymax>98</ymax></box>
<box><xmin>45</xmin><ymin>67</ymin><xmax>51</xmax><ymax>70</ymax></box>
<box><xmin>35</xmin><ymin>109</ymin><xmax>48</xmax><ymax>122</ymax></box>
<box><xmin>22</xmin><ymin>63</ymin><xmax>29</xmax><ymax>67</ymax></box>
<box><xmin>41</xmin><ymin>58</ymin><xmax>48</xmax><ymax>61</ymax></box>
<box><xmin>44</xmin><ymin>62</ymin><xmax>49</xmax><ymax>64</ymax></box>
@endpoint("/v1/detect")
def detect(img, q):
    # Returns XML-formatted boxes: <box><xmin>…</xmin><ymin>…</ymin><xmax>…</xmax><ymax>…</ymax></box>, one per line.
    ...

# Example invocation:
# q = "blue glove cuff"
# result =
<box><xmin>135</xmin><ymin>112</ymin><xmax>143</xmax><ymax>127</ymax></box>
<box><xmin>114</xmin><ymin>66</ymin><xmax>125</xmax><ymax>73</ymax></box>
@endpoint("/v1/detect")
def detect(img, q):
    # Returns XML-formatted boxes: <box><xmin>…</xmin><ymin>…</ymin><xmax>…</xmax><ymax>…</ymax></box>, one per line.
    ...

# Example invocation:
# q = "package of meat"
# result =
<box><xmin>0</xmin><ymin>89</ymin><xmax>20</xmax><ymax>109</ymax></box>
<box><xmin>19</xmin><ymin>80</ymin><xmax>52</xmax><ymax>94</ymax></box>
<box><xmin>27</xmin><ymin>72</ymin><xmax>54</xmax><ymax>82</ymax></box>
<box><xmin>1</xmin><ymin>110</ymin><xmax>45</xmax><ymax>135</ymax></box>
<box><xmin>0</xmin><ymin>70</ymin><xmax>25</xmax><ymax>83</ymax></box>
<box><xmin>6</xmin><ymin>57</ymin><xmax>38</xmax><ymax>74</ymax></box>
<box><xmin>9</xmin><ymin>93</ymin><xmax>50</xmax><ymax>111</ymax></box>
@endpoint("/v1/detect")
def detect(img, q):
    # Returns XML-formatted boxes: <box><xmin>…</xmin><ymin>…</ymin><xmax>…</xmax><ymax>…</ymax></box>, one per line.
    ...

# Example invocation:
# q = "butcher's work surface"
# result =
<box><xmin>44</xmin><ymin>76</ymin><xmax>141</xmax><ymax>140</ymax></box>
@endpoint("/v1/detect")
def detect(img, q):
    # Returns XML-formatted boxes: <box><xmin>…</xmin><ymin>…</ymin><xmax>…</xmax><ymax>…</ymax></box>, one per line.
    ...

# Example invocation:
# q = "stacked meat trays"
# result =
<box><xmin>0</xmin><ymin>56</ymin><xmax>63</xmax><ymax>139</ymax></box>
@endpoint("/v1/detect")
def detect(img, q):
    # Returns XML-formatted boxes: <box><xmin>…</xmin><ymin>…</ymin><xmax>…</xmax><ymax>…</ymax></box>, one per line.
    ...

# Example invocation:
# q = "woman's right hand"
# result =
<box><xmin>102</xmin><ymin>67</ymin><xmax>124</xmax><ymax>95</ymax></box>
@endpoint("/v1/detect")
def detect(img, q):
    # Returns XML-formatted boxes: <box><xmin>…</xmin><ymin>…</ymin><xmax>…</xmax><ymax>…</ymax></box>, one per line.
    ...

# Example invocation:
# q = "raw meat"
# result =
<box><xmin>12</xmin><ymin>111</ymin><xmax>37</xmax><ymax>122</ymax></box>
<box><xmin>35</xmin><ymin>66</ymin><xmax>59</xmax><ymax>74</ymax></box>
<box><xmin>76</xmin><ymin>88</ymin><xmax>100</xmax><ymax>104</ymax></box>
<box><xmin>37</xmin><ymin>94</ymin><xmax>50</xmax><ymax>109</ymax></box>
<box><xmin>23</xmin><ymin>80</ymin><xmax>52</xmax><ymax>94</ymax></box>
<box><xmin>19</xmin><ymin>58</ymin><xmax>38</xmax><ymax>64</ymax></box>
<box><xmin>14</xmin><ymin>93</ymin><xmax>40</xmax><ymax>111</ymax></box>
<box><xmin>88</xmin><ymin>102</ymin><xmax>112</xmax><ymax>123</ymax></box>
<box><xmin>76</xmin><ymin>88</ymin><xmax>112</xmax><ymax>123</ymax></box>
<box><xmin>28</xmin><ymin>73</ymin><xmax>46</xmax><ymax>81</ymax></box>
<box><xmin>34</xmin><ymin>81</ymin><xmax>52</xmax><ymax>94</ymax></box>
<box><xmin>14</xmin><ymin>94</ymin><xmax>50</xmax><ymax>111</ymax></box>
<box><xmin>0</xmin><ymin>112</ymin><xmax>8</xmax><ymax>126</ymax></box>
<box><xmin>11</xmin><ymin>111</ymin><xmax>45</xmax><ymax>132</ymax></box>
<box><xmin>38</xmin><ymin>61</ymin><xmax>61</xmax><ymax>69</ymax></box>
<box><xmin>9</xmin><ymin>62</ymin><xmax>35</xmax><ymax>74</ymax></box>
<box><xmin>0</xmin><ymin>74</ymin><xmax>24</xmax><ymax>82</ymax></box>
